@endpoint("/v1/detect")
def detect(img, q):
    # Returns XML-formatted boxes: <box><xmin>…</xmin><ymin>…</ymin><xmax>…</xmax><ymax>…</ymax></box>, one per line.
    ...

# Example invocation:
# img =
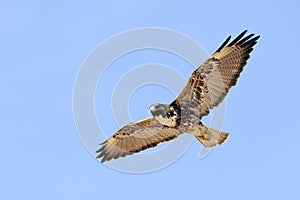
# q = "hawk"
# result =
<box><xmin>96</xmin><ymin>30</ymin><xmax>260</xmax><ymax>163</ymax></box>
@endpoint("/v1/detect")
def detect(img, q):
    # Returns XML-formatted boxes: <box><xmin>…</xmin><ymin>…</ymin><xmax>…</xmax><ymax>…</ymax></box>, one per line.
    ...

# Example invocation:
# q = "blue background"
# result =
<box><xmin>1</xmin><ymin>0</ymin><xmax>299</xmax><ymax>199</ymax></box>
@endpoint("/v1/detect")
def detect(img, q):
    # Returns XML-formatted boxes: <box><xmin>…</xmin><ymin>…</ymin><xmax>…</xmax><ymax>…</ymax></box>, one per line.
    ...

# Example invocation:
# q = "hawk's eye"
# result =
<box><xmin>167</xmin><ymin>112</ymin><xmax>171</xmax><ymax>117</ymax></box>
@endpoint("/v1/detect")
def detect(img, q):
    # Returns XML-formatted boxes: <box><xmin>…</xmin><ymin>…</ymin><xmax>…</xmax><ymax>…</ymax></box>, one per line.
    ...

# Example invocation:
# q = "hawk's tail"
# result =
<box><xmin>193</xmin><ymin>125</ymin><xmax>229</xmax><ymax>147</ymax></box>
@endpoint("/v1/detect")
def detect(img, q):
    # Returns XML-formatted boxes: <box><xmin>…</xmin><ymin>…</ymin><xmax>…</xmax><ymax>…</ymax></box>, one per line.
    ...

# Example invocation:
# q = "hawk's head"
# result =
<box><xmin>149</xmin><ymin>102</ymin><xmax>180</xmax><ymax>127</ymax></box>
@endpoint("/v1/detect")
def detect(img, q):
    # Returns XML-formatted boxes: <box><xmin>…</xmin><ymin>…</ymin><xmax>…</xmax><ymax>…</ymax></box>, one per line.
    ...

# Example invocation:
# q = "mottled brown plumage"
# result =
<box><xmin>96</xmin><ymin>30</ymin><xmax>260</xmax><ymax>163</ymax></box>
<box><xmin>176</xmin><ymin>30</ymin><xmax>259</xmax><ymax>118</ymax></box>
<box><xmin>96</xmin><ymin>118</ymin><xmax>180</xmax><ymax>162</ymax></box>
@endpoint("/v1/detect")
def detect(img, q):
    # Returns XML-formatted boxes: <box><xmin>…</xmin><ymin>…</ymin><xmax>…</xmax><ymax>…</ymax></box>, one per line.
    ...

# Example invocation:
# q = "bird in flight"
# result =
<box><xmin>96</xmin><ymin>30</ymin><xmax>260</xmax><ymax>163</ymax></box>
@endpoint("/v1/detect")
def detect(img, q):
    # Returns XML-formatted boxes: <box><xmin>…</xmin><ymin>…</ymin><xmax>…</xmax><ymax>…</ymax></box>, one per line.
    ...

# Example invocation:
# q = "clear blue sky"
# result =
<box><xmin>1</xmin><ymin>1</ymin><xmax>300</xmax><ymax>199</ymax></box>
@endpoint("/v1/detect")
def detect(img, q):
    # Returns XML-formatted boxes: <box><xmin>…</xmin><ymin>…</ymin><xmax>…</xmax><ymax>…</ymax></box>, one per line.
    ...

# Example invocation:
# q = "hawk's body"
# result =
<box><xmin>96</xmin><ymin>30</ymin><xmax>260</xmax><ymax>163</ymax></box>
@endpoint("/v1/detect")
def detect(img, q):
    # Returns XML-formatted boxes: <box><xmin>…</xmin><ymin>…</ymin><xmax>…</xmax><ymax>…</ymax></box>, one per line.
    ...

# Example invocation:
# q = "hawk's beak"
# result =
<box><xmin>149</xmin><ymin>104</ymin><xmax>162</xmax><ymax>116</ymax></box>
<box><xmin>149</xmin><ymin>104</ymin><xmax>156</xmax><ymax>115</ymax></box>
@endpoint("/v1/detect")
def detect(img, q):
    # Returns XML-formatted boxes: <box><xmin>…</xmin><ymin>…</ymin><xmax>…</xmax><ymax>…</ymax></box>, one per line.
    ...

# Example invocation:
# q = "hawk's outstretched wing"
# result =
<box><xmin>96</xmin><ymin>117</ymin><xmax>180</xmax><ymax>163</ymax></box>
<box><xmin>176</xmin><ymin>30</ymin><xmax>260</xmax><ymax>118</ymax></box>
